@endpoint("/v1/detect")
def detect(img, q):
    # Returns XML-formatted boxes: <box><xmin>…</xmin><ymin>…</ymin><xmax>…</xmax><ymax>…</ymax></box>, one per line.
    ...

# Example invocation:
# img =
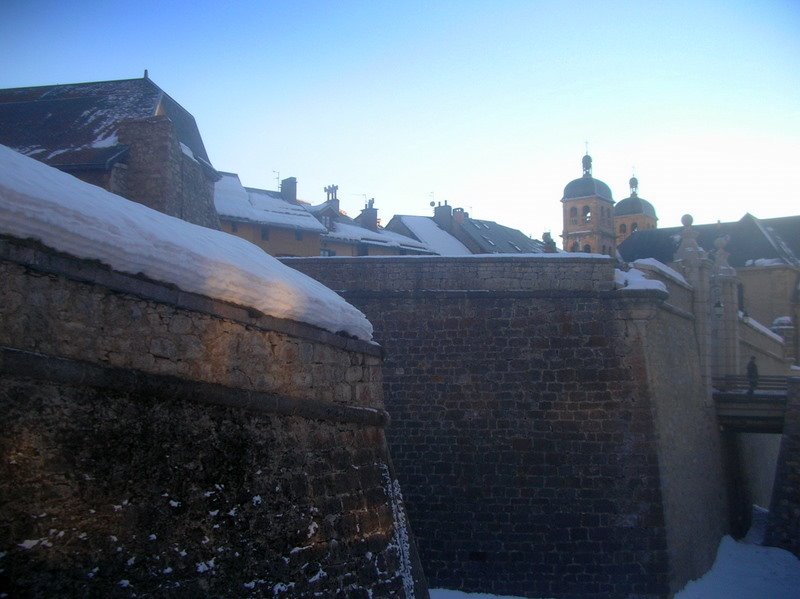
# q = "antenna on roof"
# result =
<box><xmin>273</xmin><ymin>170</ymin><xmax>280</xmax><ymax>186</ymax></box>
<box><xmin>584</xmin><ymin>139</ymin><xmax>589</xmax><ymax>155</ymax></box>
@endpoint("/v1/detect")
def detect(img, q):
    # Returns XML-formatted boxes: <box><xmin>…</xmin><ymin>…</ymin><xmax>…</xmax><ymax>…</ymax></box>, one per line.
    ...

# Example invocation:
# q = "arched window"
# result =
<box><xmin>570</xmin><ymin>241</ymin><xmax>579</xmax><ymax>252</ymax></box>
<box><xmin>583</xmin><ymin>206</ymin><xmax>591</xmax><ymax>223</ymax></box>
<box><xmin>583</xmin><ymin>244</ymin><xmax>591</xmax><ymax>253</ymax></box>
<box><xmin>620</xmin><ymin>223</ymin><xmax>627</xmax><ymax>234</ymax></box>
<box><xmin>632</xmin><ymin>222</ymin><xmax>638</xmax><ymax>232</ymax></box>
<box><xmin>601</xmin><ymin>245</ymin><xmax>606</xmax><ymax>254</ymax></box>
<box><xmin>569</xmin><ymin>206</ymin><xmax>578</xmax><ymax>225</ymax></box>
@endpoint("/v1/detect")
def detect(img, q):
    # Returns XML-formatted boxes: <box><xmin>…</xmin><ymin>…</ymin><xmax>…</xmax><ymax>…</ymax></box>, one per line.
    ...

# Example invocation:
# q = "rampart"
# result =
<box><xmin>283</xmin><ymin>255</ymin><xmax>730</xmax><ymax>598</ymax></box>
<box><xmin>0</xmin><ymin>237</ymin><xmax>426</xmax><ymax>598</ymax></box>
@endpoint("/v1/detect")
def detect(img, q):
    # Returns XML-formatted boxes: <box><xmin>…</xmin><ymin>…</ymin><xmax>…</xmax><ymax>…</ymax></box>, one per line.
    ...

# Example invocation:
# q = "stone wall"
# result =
<box><xmin>765</xmin><ymin>378</ymin><xmax>800</xmax><ymax>558</ymax></box>
<box><xmin>0</xmin><ymin>237</ymin><xmax>426</xmax><ymax>597</ymax></box>
<box><xmin>117</xmin><ymin>116</ymin><xmax>220</xmax><ymax>230</ymax></box>
<box><xmin>633</xmin><ymin>301</ymin><xmax>729</xmax><ymax>593</ymax></box>
<box><xmin>284</xmin><ymin>255</ymin><xmax>729</xmax><ymax>598</ymax></box>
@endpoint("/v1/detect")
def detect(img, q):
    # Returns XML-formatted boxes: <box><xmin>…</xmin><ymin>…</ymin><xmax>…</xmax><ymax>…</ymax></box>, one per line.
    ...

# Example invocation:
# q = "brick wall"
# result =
<box><xmin>0</xmin><ymin>238</ymin><xmax>426</xmax><ymax>597</ymax></box>
<box><xmin>284</xmin><ymin>256</ymin><xmax>724</xmax><ymax>598</ymax></box>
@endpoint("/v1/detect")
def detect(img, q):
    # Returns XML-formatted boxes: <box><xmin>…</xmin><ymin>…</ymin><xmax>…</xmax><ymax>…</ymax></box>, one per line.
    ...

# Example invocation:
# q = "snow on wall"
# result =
<box><xmin>0</xmin><ymin>144</ymin><xmax>373</xmax><ymax>340</ymax></box>
<box><xmin>614</xmin><ymin>267</ymin><xmax>668</xmax><ymax>292</ymax></box>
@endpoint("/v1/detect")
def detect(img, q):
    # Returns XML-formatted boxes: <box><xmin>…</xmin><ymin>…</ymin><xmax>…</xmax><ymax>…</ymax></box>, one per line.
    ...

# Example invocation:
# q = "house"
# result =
<box><xmin>386</xmin><ymin>201</ymin><xmax>546</xmax><ymax>255</ymax></box>
<box><xmin>312</xmin><ymin>194</ymin><xmax>434</xmax><ymax>256</ymax></box>
<box><xmin>216</xmin><ymin>176</ymin><xmax>432</xmax><ymax>257</ymax></box>
<box><xmin>0</xmin><ymin>74</ymin><xmax>220</xmax><ymax>229</ymax></box>
<box><xmin>214</xmin><ymin>173</ymin><xmax>327</xmax><ymax>257</ymax></box>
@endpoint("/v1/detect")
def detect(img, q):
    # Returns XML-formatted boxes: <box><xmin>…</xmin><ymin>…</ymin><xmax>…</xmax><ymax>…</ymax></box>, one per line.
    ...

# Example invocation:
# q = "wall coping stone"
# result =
<box><xmin>0</xmin><ymin>346</ymin><xmax>390</xmax><ymax>427</ymax></box>
<box><xmin>0</xmin><ymin>236</ymin><xmax>380</xmax><ymax>357</ymax></box>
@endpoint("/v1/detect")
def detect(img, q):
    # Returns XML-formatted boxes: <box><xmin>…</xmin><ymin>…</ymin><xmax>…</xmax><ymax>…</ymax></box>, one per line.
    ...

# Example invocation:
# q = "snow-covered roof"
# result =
<box><xmin>394</xmin><ymin>215</ymin><xmax>471</xmax><ymax>256</ymax></box>
<box><xmin>0</xmin><ymin>144</ymin><xmax>372</xmax><ymax>340</ymax></box>
<box><xmin>325</xmin><ymin>220</ymin><xmax>432</xmax><ymax>252</ymax></box>
<box><xmin>214</xmin><ymin>173</ymin><xmax>327</xmax><ymax>233</ymax></box>
<box><xmin>0</xmin><ymin>77</ymin><xmax>212</xmax><ymax>171</ymax></box>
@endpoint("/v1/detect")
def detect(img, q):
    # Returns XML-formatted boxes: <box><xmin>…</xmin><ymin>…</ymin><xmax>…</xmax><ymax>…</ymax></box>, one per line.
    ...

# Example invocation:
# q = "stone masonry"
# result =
<box><xmin>766</xmin><ymin>378</ymin><xmax>800</xmax><ymax>558</ymax></box>
<box><xmin>284</xmin><ymin>255</ymin><xmax>730</xmax><ymax>598</ymax></box>
<box><xmin>117</xmin><ymin>116</ymin><xmax>220</xmax><ymax>230</ymax></box>
<box><xmin>0</xmin><ymin>236</ymin><xmax>427</xmax><ymax>598</ymax></box>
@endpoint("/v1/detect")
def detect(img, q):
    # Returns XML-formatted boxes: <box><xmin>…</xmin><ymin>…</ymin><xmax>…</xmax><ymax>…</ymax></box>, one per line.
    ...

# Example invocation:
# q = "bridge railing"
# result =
<box><xmin>712</xmin><ymin>375</ymin><xmax>788</xmax><ymax>392</ymax></box>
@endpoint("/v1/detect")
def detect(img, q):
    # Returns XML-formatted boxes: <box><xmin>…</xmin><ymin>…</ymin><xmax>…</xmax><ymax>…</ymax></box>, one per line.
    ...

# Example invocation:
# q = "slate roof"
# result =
<box><xmin>458</xmin><ymin>217</ymin><xmax>546</xmax><ymax>254</ymax></box>
<box><xmin>387</xmin><ymin>215</ymin><xmax>472</xmax><ymax>256</ymax></box>
<box><xmin>0</xmin><ymin>77</ymin><xmax>211</xmax><ymax>171</ymax></box>
<box><xmin>618</xmin><ymin>213</ymin><xmax>800</xmax><ymax>267</ymax></box>
<box><xmin>323</xmin><ymin>216</ymin><xmax>433</xmax><ymax>253</ymax></box>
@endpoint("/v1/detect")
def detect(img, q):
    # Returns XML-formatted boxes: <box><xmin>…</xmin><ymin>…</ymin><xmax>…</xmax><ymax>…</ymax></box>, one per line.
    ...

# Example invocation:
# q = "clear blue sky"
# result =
<box><xmin>2</xmin><ymin>1</ymin><xmax>798</xmax><ymax>240</ymax></box>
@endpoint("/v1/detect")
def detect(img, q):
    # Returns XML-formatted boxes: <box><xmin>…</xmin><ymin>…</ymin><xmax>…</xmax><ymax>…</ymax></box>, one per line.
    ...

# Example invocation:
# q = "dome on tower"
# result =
<box><xmin>613</xmin><ymin>176</ymin><xmax>657</xmax><ymax>219</ymax></box>
<box><xmin>562</xmin><ymin>154</ymin><xmax>613</xmax><ymax>202</ymax></box>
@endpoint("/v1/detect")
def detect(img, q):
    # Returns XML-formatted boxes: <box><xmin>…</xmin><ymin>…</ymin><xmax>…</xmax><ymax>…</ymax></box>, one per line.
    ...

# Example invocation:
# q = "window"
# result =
<box><xmin>583</xmin><ymin>244</ymin><xmax>591</xmax><ymax>253</ymax></box>
<box><xmin>583</xmin><ymin>206</ymin><xmax>591</xmax><ymax>223</ymax></box>
<box><xmin>321</xmin><ymin>215</ymin><xmax>332</xmax><ymax>229</ymax></box>
<box><xmin>602</xmin><ymin>245</ymin><xmax>607</xmax><ymax>254</ymax></box>
<box><xmin>631</xmin><ymin>222</ymin><xmax>638</xmax><ymax>232</ymax></box>
<box><xmin>620</xmin><ymin>223</ymin><xmax>627</xmax><ymax>234</ymax></box>
<box><xmin>320</xmin><ymin>248</ymin><xmax>336</xmax><ymax>256</ymax></box>
<box><xmin>480</xmin><ymin>235</ymin><xmax>496</xmax><ymax>246</ymax></box>
<box><xmin>260</xmin><ymin>226</ymin><xmax>269</xmax><ymax>240</ymax></box>
<box><xmin>295</xmin><ymin>229</ymin><xmax>303</xmax><ymax>241</ymax></box>
<box><xmin>508</xmin><ymin>242</ymin><xmax>521</xmax><ymax>252</ymax></box>
<box><xmin>569</xmin><ymin>206</ymin><xmax>578</xmax><ymax>225</ymax></box>
<box><xmin>231</xmin><ymin>222</ymin><xmax>238</xmax><ymax>233</ymax></box>
<box><xmin>571</xmin><ymin>241</ymin><xmax>580</xmax><ymax>252</ymax></box>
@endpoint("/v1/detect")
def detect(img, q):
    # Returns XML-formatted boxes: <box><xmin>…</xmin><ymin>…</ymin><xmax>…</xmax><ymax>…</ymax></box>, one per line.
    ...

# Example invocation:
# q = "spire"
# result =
<box><xmin>582</xmin><ymin>153</ymin><xmax>592</xmax><ymax>177</ymax></box>
<box><xmin>629</xmin><ymin>174</ymin><xmax>639</xmax><ymax>197</ymax></box>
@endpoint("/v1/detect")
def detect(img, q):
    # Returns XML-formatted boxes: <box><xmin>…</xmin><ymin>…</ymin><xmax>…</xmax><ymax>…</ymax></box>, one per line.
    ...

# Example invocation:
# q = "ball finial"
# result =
<box><xmin>681</xmin><ymin>214</ymin><xmax>693</xmax><ymax>227</ymax></box>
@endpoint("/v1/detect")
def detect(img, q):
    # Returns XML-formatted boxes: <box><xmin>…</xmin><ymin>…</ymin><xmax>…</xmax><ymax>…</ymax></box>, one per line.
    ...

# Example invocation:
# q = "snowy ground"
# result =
<box><xmin>430</xmin><ymin>511</ymin><xmax>800</xmax><ymax>599</ymax></box>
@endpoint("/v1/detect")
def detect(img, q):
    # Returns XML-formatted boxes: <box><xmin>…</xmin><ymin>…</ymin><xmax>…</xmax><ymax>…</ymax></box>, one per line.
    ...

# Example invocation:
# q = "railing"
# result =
<box><xmin>712</xmin><ymin>375</ymin><xmax>788</xmax><ymax>392</ymax></box>
<box><xmin>712</xmin><ymin>374</ymin><xmax>788</xmax><ymax>433</ymax></box>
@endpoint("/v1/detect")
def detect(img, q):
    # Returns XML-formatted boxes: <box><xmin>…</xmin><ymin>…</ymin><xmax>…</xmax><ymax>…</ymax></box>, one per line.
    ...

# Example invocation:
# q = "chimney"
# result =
<box><xmin>433</xmin><ymin>201</ymin><xmax>452</xmax><ymax>231</ymax></box>
<box><xmin>452</xmin><ymin>207</ymin><xmax>467</xmax><ymax>225</ymax></box>
<box><xmin>324</xmin><ymin>184</ymin><xmax>340</xmax><ymax>215</ymax></box>
<box><xmin>281</xmin><ymin>177</ymin><xmax>297</xmax><ymax>203</ymax></box>
<box><xmin>357</xmin><ymin>198</ymin><xmax>379</xmax><ymax>231</ymax></box>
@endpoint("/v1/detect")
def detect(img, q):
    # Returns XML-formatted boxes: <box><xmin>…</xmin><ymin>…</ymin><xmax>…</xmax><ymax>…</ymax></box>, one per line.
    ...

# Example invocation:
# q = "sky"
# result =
<box><xmin>1</xmin><ymin>0</ymin><xmax>799</xmax><ymax>242</ymax></box>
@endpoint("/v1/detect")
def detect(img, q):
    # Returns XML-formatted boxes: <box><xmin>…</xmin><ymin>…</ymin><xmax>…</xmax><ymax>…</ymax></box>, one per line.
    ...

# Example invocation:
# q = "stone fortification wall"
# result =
<box><xmin>765</xmin><ymin>378</ymin><xmax>800</xmax><ymax>558</ymax></box>
<box><xmin>285</xmin><ymin>255</ymin><xmax>723</xmax><ymax>598</ymax></box>
<box><xmin>117</xmin><ymin>116</ymin><xmax>221</xmax><ymax>230</ymax></box>
<box><xmin>0</xmin><ymin>238</ymin><xmax>425</xmax><ymax>598</ymax></box>
<box><xmin>632</xmin><ymin>300</ymin><xmax>729</xmax><ymax>593</ymax></box>
<box><xmin>738</xmin><ymin>318</ymin><xmax>788</xmax><ymax>375</ymax></box>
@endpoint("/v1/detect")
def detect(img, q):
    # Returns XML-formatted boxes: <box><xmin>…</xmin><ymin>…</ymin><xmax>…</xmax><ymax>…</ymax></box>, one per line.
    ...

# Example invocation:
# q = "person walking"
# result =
<box><xmin>746</xmin><ymin>356</ymin><xmax>759</xmax><ymax>394</ymax></box>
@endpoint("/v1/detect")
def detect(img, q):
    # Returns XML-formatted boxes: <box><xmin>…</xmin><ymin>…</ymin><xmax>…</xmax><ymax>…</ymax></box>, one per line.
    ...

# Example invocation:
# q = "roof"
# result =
<box><xmin>458</xmin><ymin>217</ymin><xmax>546</xmax><ymax>254</ymax></box>
<box><xmin>0</xmin><ymin>77</ymin><xmax>212</xmax><ymax>171</ymax></box>
<box><xmin>614</xmin><ymin>194</ymin><xmax>657</xmax><ymax>219</ymax></box>
<box><xmin>214</xmin><ymin>173</ymin><xmax>327</xmax><ymax>233</ymax></box>
<box><xmin>323</xmin><ymin>217</ymin><xmax>433</xmax><ymax>253</ymax></box>
<box><xmin>618</xmin><ymin>213</ymin><xmax>800</xmax><ymax>267</ymax></box>
<box><xmin>389</xmin><ymin>215</ymin><xmax>472</xmax><ymax>256</ymax></box>
<box><xmin>562</xmin><ymin>175</ymin><xmax>614</xmax><ymax>202</ymax></box>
